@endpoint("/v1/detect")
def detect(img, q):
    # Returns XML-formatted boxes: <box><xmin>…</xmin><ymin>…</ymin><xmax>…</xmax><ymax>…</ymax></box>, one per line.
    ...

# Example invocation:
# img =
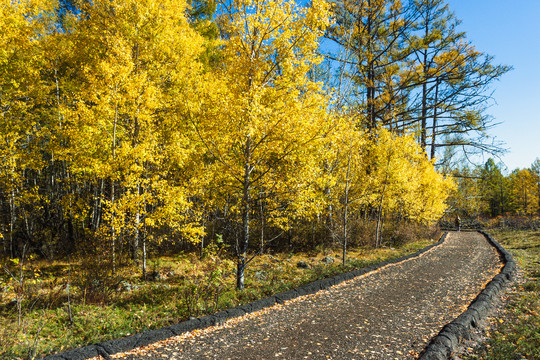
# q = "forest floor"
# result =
<box><xmin>458</xmin><ymin>229</ymin><xmax>540</xmax><ymax>360</ymax></box>
<box><xmin>98</xmin><ymin>231</ymin><xmax>502</xmax><ymax>360</ymax></box>
<box><xmin>1</xmin><ymin>234</ymin><xmax>438</xmax><ymax>359</ymax></box>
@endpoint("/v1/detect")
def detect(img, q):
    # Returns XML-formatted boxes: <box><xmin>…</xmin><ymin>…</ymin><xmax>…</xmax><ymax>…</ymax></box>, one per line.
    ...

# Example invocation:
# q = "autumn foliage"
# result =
<box><xmin>3</xmin><ymin>0</ymin><xmax>504</xmax><ymax>292</ymax></box>
<box><xmin>449</xmin><ymin>158</ymin><xmax>540</xmax><ymax>222</ymax></box>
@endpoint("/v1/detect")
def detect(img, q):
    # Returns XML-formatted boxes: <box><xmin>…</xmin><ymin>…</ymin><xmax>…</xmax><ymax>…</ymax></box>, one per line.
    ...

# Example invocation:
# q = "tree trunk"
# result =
<box><xmin>376</xmin><ymin>151</ymin><xmax>392</xmax><ymax>248</ymax></box>
<box><xmin>358</xmin><ymin>0</ymin><xmax>376</xmax><ymax>131</ymax></box>
<box><xmin>142</xmin><ymin>221</ymin><xmax>147</xmax><ymax>279</ymax></box>
<box><xmin>111</xmin><ymin>95</ymin><xmax>118</xmax><ymax>274</ymax></box>
<box><xmin>421</xmin><ymin>83</ymin><xmax>427</xmax><ymax>149</ymax></box>
<box><xmin>238</xmin><ymin>188</ymin><xmax>250</xmax><ymax>290</ymax></box>
<box><xmin>366</xmin><ymin>2</ymin><xmax>376</xmax><ymax>131</ymax></box>
<box><xmin>133</xmin><ymin>183</ymin><xmax>141</xmax><ymax>264</ymax></box>
<box><xmin>200</xmin><ymin>231</ymin><xmax>205</xmax><ymax>258</ymax></box>
<box><xmin>237</xmin><ymin>138</ymin><xmax>252</xmax><ymax>291</ymax></box>
<box><xmin>430</xmin><ymin>79</ymin><xmax>440</xmax><ymax>160</ymax></box>
<box><xmin>236</xmin><ymin>257</ymin><xmax>246</xmax><ymax>290</ymax></box>
<box><xmin>92</xmin><ymin>179</ymin><xmax>102</xmax><ymax>230</ymax></box>
<box><xmin>420</xmin><ymin>58</ymin><xmax>428</xmax><ymax>149</ymax></box>
<box><xmin>375</xmin><ymin>195</ymin><xmax>384</xmax><ymax>248</ymax></box>
<box><xmin>110</xmin><ymin>180</ymin><xmax>116</xmax><ymax>274</ymax></box>
<box><xmin>420</xmin><ymin>18</ymin><xmax>430</xmax><ymax>150</ymax></box>
<box><xmin>342</xmin><ymin>152</ymin><xmax>352</xmax><ymax>266</ymax></box>
<box><xmin>259</xmin><ymin>194</ymin><xmax>265</xmax><ymax>255</ymax></box>
<box><xmin>9</xmin><ymin>188</ymin><xmax>16</xmax><ymax>258</ymax></box>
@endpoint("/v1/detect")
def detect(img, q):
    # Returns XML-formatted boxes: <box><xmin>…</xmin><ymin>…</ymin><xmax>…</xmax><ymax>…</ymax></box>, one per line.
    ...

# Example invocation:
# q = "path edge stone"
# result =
<box><xmin>418</xmin><ymin>231</ymin><xmax>517</xmax><ymax>360</ymax></box>
<box><xmin>42</xmin><ymin>233</ymin><xmax>449</xmax><ymax>360</ymax></box>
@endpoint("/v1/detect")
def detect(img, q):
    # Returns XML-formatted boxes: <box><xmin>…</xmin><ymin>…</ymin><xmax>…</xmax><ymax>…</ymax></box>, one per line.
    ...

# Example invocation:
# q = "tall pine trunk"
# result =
<box><xmin>420</xmin><ymin>18</ymin><xmax>430</xmax><ymax>151</ymax></box>
<box><xmin>430</xmin><ymin>79</ymin><xmax>440</xmax><ymax>160</ymax></box>
<box><xmin>366</xmin><ymin>0</ymin><xmax>376</xmax><ymax>131</ymax></box>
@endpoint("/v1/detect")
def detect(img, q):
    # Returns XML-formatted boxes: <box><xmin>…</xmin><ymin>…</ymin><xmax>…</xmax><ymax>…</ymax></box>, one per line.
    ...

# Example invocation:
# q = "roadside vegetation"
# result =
<box><xmin>0</xmin><ymin>224</ymin><xmax>438</xmax><ymax>359</ymax></box>
<box><xmin>463</xmin><ymin>226</ymin><xmax>540</xmax><ymax>360</ymax></box>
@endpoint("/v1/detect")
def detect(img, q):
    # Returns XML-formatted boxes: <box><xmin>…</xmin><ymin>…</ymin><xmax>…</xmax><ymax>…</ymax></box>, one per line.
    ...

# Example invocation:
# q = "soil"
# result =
<box><xmin>107</xmin><ymin>231</ymin><xmax>503</xmax><ymax>360</ymax></box>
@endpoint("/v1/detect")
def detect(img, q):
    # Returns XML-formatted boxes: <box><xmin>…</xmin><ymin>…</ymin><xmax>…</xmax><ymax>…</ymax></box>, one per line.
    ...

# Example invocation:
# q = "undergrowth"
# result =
<box><xmin>0</xmin><ymin>237</ymin><xmax>435</xmax><ymax>359</ymax></box>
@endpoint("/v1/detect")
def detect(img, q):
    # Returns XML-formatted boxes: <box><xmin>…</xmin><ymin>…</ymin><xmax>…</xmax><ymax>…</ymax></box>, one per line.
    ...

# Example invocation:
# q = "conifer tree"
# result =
<box><xmin>406</xmin><ymin>0</ymin><xmax>510</xmax><ymax>159</ymax></box>
<box><xmin>326</xmin><ymin>0</ymin><xmax>413</xmax><ymax>130</ymax></box>
<box><xmin>479</xmin><ymin>159</ymin><xmax>510</xmax><ymax>217</ymax></box>
<box><xmin>509</xmin><ymin>169</ymin><xmax>539</xmax><ymax>216</ymax></box>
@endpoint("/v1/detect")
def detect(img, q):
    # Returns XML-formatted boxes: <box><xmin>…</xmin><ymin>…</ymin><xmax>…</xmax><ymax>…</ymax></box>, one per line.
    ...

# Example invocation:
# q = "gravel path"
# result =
<box><xmin>112</xmin><ymin>232</ymin><xmax>502</xmax><ymax>360</ymax></box>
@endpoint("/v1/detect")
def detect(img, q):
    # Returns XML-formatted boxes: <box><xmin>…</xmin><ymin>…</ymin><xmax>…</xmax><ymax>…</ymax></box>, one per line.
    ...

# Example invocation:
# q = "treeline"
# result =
<box><xmin>0</xmin><ymin>0</ymin><xmax>507</xmax><ymax>289</ymax></box>
<box><xmin>451</xmin><ymin>158</ymin><xmax>540</xmax><ymax>220</ymax></box>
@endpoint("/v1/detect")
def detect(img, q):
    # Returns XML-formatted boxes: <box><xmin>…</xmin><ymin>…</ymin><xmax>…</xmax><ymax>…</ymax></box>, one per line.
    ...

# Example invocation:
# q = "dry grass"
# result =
<box><xmin>0</xmin><ymin>236</ymin><xmax>435</xmax><ymax>359</ymax></box>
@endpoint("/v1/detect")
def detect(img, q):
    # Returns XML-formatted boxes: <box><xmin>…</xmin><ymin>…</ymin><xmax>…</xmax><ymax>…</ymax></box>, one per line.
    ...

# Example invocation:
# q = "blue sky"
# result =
<box><xmin>447</xmin><ymin>0</ymin><xmax>540</xmax><ymax>172</ymax></box>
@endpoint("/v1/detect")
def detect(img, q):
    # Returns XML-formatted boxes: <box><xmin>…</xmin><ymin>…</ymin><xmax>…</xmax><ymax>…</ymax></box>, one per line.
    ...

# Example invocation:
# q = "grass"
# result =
<box><xmin>0</xmin><ymin>237</ymin><xmax>435</xmax><ymax>359</ymax></box>
<box><xmin>463</xmin><ymin>229</ymin><xmax>540</xmax><ymax>360</ymax></box>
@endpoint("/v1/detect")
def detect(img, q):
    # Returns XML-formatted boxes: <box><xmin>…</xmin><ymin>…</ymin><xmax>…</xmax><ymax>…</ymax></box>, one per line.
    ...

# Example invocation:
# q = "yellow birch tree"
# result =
<box><xmin>0</xmin><ymin>0</ymin><xmax>57</xmax><ymax>257</ymax></box>
<box><xmin>192</xmin><ymin>0</ymin><xmax>332</xmax><ymax>289</ymax></box>
<box><xmin>58</xmin><ymin>0</ymin><xmax>206</xmax><ymax>274</ymax></box>
<box><xmin>369</xmin><ymin>129</ymin><xmax>454</xmax><ymax>246</ymax></box>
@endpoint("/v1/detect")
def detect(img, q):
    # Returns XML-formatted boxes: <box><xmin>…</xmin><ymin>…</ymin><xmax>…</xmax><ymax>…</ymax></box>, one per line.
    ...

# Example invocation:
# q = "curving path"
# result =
<box><xmin>109</xmin><ymin>232</ymin><xmax>502</xmax><ymax>360</ymax></box>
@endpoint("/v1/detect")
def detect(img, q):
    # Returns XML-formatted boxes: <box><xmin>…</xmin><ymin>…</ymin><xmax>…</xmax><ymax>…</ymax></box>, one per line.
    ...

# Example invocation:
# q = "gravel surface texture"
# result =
<box><xmin>104</xmin><ymin>232</ymin><xmax>502</xmax><ymax>360</ymax></box>
<box><xmin>419</xmin><ymin>231</ymin><xmax>516</xmax><ymax>359</ymax></box>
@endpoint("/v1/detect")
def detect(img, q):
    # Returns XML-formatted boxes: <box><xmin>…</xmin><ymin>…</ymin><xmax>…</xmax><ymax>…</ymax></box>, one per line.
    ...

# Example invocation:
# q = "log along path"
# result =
<box><xmin>111</xmin><ymin>232</ymin><xmax>502</xmax><ymax>360</ymax></box>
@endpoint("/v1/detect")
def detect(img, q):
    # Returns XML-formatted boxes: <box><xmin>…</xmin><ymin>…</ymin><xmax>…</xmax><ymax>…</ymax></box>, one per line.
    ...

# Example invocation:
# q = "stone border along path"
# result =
<box><xmin>42</xmin><ymin>231</ymin><xmax>513</xmax><ymax>360</ymax></box>
<box><xmin>419</xmin><ymin>231</ymin><xmax>516</xmax><ymax>360</ymax></box>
